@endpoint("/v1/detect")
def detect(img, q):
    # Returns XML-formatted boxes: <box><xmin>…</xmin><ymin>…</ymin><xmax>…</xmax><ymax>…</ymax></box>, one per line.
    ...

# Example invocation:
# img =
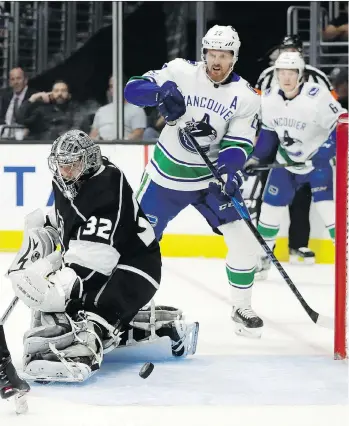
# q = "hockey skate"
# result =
<box><xmin>168</xmin><ymin>320</ymin><xmax>199</xmax><ymax>357</ymax></box>
<box><xmin>254</xmin><ymin>254</ymin><xmax>271</xmax><ymax>281</ymax></box>
<box><xmin>0</xmin><ymin>356</ymin><xmax>30</xmax><ymax>400</ymax></box>
<box><xmin>129</xmin><ymin>304</ymin><xmax>199</xmax><ymax>357</ymax></box>
<box><xmin>289</xmin><ymin>247</ymin><xmax>315</xmax><ymax>265</ymax></box>
<box><xmin>231</xmin><ymin>306</ymin><xmax>263</xmax><ymax>338</ymax></box>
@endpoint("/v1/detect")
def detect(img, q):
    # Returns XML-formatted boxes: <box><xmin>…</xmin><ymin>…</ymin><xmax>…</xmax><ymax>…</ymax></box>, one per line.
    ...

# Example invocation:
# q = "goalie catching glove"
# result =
<box><xmin>7</xmin><ymin>208</ymin><xmax>59</xmax><ymax>276</ymax></box>
<box><xmin>9</xmin><ymin>252</ymin><xmax>82</xmax><ymax>313</ymax></box>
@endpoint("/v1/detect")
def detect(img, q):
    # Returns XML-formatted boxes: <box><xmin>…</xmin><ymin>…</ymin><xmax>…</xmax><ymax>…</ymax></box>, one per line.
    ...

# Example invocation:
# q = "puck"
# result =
<box><xmin>139</xmin><ymin>362</ymin><xmax>154</xmax><ymax>379</ymax></box>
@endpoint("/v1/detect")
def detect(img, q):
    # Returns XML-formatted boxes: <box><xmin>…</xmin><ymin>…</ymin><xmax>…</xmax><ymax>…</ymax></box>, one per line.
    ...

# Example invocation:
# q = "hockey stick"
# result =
<box><xmin>0</xmin><ymin>296</ymin><xmax>19</xmax><ymax>325</ymax></box>
<box><xmin>251</xmin><ymin>161</ymin><xmax>311</xmax><ymax>171</ymax></box>
<box><xmin>180</xmin><ymin>126</ymin><xmax>333</xmax><ymax>330</ymax></box>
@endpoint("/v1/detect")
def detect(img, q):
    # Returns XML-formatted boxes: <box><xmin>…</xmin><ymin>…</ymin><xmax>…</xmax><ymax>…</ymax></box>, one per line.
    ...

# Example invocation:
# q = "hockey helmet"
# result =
<box><xmin>48</xmin><ymin>129</ymin><xmax>102</xmax><ymax>199</ymax></box>
<box><xmin>201</xmin><ymin>25</ymin><xmax>241</xmax><ymax>65</ymax></box>
<box><xmin>279</xmin><ymin>35</ymin><xmax>303</xmax><ymax>53</ymax></box>
<box><xmin>274</xmin><ymin>51</ymin><xmax>305</xmax><ymax>95</ymax></box>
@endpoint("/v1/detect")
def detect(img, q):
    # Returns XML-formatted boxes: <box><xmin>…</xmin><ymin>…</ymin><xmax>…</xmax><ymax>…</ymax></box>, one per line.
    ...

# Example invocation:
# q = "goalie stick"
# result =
<box><xmin>179</xmin><ymin>125</ymin><xmax>333</xmax><ymax>330</ymax></box>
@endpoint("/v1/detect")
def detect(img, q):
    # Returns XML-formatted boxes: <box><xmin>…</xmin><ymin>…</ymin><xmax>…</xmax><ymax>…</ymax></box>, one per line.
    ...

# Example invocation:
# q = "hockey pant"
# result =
<box><xmin>137</xmin><ymin>174</ymin><xmax>260</xmax><ymax>309</ymax></box>
<box><xmin>258</xmin><ymin>166</ymin><xmax>335</xmax><ymax>250</ymax></box>
<box><xmin>76</xmin><ymin>255</ymin><xmax>162</xmax><ymax>327</ymax></box>
<box><xmin>243</xmin><ymin>172</ymin><xmax>311</xmax><ymax>250</ymax></box>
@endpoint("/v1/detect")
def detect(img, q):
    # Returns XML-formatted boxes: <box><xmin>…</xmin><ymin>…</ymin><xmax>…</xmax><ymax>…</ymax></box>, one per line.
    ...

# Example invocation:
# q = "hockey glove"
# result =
<box><xmin>243</xmin><ymin>156</ymin><xmax>261</xmax><ymax>176</ymax></box>
<box><xmin>309</xmin><ymin>139</ymin><xmax>336</xmax><ymax>169</ymax></box>
<box><xmin>157</xmin><ymin>81</ymin><xmax>186</xmax><ymax>123</ymax></box>
<box><xmin>209</xmin><ymin>166</ymin><xmax>244</xmax><ymax>201</ymax></box>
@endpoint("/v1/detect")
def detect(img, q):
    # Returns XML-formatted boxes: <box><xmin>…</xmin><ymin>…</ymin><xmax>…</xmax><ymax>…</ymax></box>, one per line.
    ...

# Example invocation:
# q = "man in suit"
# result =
<box><xmin>0</xmin><ymin>67</ymin><xmax>37</xmax><ymax>139</ymax></box>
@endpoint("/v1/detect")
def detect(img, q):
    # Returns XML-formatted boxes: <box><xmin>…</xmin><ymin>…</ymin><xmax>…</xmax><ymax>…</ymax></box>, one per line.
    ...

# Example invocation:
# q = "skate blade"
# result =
<box><xmin>185</xmin><ymin>322</ymin><xmax>200</xmax><ymax>356</ymax></box>
<box><xmin>14</xmin><ymin>392</ymin><xmax>29</xmax><ymax>415</ymax></box>
<box><xmin>234</xmin><ymin>322</ymin><xmax>262</xmax><ymax>339</ymax></box>
<box><xmin>289</xmin><ymin>255</ymin><xmax>315</xmax><ymax>265</ymax></box>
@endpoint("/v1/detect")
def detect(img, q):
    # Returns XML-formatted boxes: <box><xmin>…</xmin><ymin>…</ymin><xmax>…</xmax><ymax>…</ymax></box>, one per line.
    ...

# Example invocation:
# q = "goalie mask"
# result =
<box><xmin>48</xmin><ymin>130</ymin><xmax>102</xmax><ymax>200</ymax></box>
<box><xmin>201</xmin><ymin>25</ymin><xmax>241</xmax><ymax>85</ymax></box>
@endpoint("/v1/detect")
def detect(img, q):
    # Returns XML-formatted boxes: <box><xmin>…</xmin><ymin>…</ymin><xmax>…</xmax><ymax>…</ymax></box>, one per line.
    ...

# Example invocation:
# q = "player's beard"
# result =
<box><xmin>206</xmin><ymin>64</ymin><xmax>232</xmax><ymax>85</ymax></box>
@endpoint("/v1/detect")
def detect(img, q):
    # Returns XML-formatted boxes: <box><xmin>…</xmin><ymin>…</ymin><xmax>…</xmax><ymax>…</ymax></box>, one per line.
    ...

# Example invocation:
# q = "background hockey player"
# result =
<box><xmin>7</xmin><ymin>130</ymin><xmax>198</xmax><ymax>383</ymax></box>
<box><xmin>256</xmin><ymin>35</ymin><xmax>337</xmax><ymax>95</ymax></box>
<box><xmin>244</xmin><ymin>52</ymin><xmax>347</xmax><ymax>279</ymax></box>
<box><xmin>124</xmin><ymin>25</ymin><xmax>264</xmax><ymax>338</ymax></box>
<box><xmin>252</xmin><ymin>35</ymin><xmax>338</xmax><ymax>266</ymax></box>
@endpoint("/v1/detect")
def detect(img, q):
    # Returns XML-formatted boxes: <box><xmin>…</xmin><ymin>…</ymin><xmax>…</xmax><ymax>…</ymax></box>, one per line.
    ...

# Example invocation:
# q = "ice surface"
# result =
<box><xmin>0</xmin><ymin>253</ymin><xmax>347</xmax><ymax>425</ymax></box>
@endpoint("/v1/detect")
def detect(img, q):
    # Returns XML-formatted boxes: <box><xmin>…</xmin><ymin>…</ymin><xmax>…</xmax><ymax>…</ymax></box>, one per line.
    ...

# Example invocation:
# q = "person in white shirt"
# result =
<box><xmin>89</xmin><ymin>76</ymin><xmax>147</xmax><ymax>141</ymax></box>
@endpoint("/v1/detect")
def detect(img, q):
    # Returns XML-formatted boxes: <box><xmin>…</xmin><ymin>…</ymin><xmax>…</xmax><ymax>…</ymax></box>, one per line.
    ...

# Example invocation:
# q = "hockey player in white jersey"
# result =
<box><xmin>245</xmin><ymin>52</ymin><xmax>346</xmax><ymax>279</ymax></box>
<box><xmin>255</xmin><ymin>35</ymin><xmax>336</xmax><ymax>96</ymax></box>
<box><xmin>125</xmin><ymin>25</ymin><xmax>264</xmax><ymax>338</ymax></box>
<box><xmin>254</xmin><ymin>35</ymin><xmax>338</xmax><ymax>266</ymax></box>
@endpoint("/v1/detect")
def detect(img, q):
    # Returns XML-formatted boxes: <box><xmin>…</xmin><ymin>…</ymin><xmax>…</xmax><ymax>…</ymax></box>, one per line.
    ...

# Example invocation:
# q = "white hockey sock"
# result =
<box><xmin>314</xmin><ymin>200</ymin><xmax>335</xmax><ymax>243</ymax></box>
<box><xmin>219</xmin><ymin>221</ymin><xmax>258</xmax><ymax>307</ymax></box>
<box><xmin>230</xmin><ymin>286</ymin><xmax>253</xmax><ymax>309</ymax></box>
<box><xmin>257</xmin><ymin>203</ymin><xmax>286</xmax><ymax>251</ymax></box>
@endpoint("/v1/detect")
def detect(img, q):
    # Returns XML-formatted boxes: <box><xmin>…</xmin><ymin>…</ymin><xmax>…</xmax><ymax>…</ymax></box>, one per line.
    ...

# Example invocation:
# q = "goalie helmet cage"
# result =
<box><xmin>335</xmin><ymin>112</ymin><xmax>349</xmax><ymax>360</ymax></box>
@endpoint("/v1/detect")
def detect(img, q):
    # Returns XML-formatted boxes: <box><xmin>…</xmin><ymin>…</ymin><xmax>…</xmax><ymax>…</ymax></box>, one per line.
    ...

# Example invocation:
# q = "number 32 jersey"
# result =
<box><xmin>52</xmin><ymin>158</ymin><xmax>161</xmax><ymax>291</ymax></box>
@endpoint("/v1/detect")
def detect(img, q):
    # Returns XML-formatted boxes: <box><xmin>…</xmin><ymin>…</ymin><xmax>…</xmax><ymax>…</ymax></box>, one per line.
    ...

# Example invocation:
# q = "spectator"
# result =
<box><xmin>323</xmin><ymin>4</ymin><xmax>348</xmax><ymax>42</ymax></box>
<box><xmin>89</xmin><ymin>76</ymin><xmax>147</xmax><ymax>141</ymax></box>
<box><xmin>17</xmin><ymin>80</ymin><xmax>87</xmax><ymax>140</ymax></box>
<box><xmin>333</xmin><ymin>68</ymin><xmax>348</xmax><ymax>110</ymax></box>
<box><xmin>143</xmin><ymin>108</ymin><xmax>166</xmax><ymax>141</ymax></box>
<box><xmin>323</xmin><ymin>5</ymin><xmax>348</xmax><ymax>80</ymax></box>
<box><xmin>0</xmin><ymin>67</ymin><xmax>37</xmax><ymax>138</ymax></box>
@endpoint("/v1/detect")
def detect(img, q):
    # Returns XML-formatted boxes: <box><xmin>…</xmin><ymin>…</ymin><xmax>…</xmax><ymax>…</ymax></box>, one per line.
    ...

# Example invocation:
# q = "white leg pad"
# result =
<box><xmin>22</xmin><ymin>359</ymin><xmax>93</xmax><ymax>383</ymax></box>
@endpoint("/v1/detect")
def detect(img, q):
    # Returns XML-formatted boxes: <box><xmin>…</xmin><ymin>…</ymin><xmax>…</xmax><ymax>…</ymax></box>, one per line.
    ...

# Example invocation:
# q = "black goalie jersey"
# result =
<box><xmin>51</xmin><ymin>158</ymin><xmax>161</xmax><ymax>296</ymax></box>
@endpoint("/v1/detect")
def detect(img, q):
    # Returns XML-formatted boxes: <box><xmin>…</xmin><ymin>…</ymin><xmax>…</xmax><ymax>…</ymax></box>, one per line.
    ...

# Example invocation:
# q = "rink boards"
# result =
<box><xmin>0</xmin><ymin>143</ymin><xmax>334</xmax><ymax>262</ymax></box>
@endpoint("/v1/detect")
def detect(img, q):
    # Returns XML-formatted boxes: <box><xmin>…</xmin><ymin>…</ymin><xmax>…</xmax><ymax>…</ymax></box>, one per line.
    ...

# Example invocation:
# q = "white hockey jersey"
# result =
<box><xmin>261</xmin><ymin>82</ymin><xmax>347</xmax><ymax>174</ymax></box>
<box><xmin>139</xmin><ymin>59</ymin><xmax>260</xmax><ymax>191</ymax></box>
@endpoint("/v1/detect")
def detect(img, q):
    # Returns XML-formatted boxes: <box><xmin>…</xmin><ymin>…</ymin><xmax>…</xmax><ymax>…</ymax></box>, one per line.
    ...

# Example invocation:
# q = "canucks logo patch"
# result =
<box><xmin>281</xmin><ymin>130</ymin><xmax>303</xmax><ymax>157</ymax></box>
<box><xmin>146</xmin><ymin>214</ymin><xmax>158</xmax><ymax>227</ymax></box>
<box><xmin>178</xmin><ymin>113</ymin><xmax>217</xmax><ymax>154</ymax></box>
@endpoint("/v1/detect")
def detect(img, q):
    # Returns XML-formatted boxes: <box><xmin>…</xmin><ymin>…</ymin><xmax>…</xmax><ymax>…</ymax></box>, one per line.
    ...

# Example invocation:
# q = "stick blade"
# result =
<box><xmin>315</xmin><ymin>314</ymin><xmax>334</xmax><ymax>330</ymax></box>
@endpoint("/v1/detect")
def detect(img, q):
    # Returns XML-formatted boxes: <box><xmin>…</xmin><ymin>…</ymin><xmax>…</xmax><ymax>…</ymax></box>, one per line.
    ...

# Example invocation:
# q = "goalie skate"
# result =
<box><xmin>169</xmin><ymin>320</ymin><xmax>199</xmax><ymax>357</ymax></box>
<box><xmin>289</xmin><ymin>247</ymin><xmax>315</xmax><ymax>265</ymax></box>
